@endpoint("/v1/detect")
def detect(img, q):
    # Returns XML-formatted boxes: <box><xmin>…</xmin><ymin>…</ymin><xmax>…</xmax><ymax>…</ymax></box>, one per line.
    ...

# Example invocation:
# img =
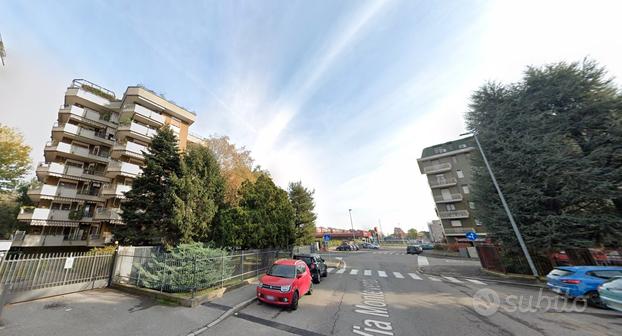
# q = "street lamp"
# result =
<box><xmin>460</xmin><ymin>131</ymin><xmax>539</xmax><ymax>277</ymax></box>
<box><xmin>348</xmin><ymin>209</ymin><xmax>355</xmax><ymax>241</ymax></box>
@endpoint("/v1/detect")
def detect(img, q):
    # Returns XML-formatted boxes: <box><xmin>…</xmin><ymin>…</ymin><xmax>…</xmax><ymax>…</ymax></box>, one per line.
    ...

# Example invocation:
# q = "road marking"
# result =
<box><xmin>427</xmin><ymin>276</ymin><xmax>442</xmax><ymax>281</ymax></box>
<box><xmin>417</xmin><ymin>256</ymin><xmax>429</xmax><ymax>266</ymax></box>
<box><xmin>408</xmin><ymin>273</ymin><xmax>422</xmax><ymax>280</ymax></box>
<box><xmin>327</xmin><ymin>268</ymin><xmax>335</xmax><ymax>273</ymax></box>
<box><xmin>364</xmin><ymin>270</ymin><xmax>372</xmax><ymax>276</ymax></box>
<box><xmin>350</xmin><ymin>269</ymin><xmax>359</xmax><ymax>275</ymax></box>
<box><xmin>466</xmin><ymin>279</ymin><xmax>487</xmax><ymax>285</ymax></box>
<box><xmin>378</xmin><ymin>271</ymin><xmax>387</xmax><ymax>277</ymax></box>
<box><xmin>336</xmin><ymin>268</ymin><xmax>347</xmax><ymax>274</ymax></box>
<box><xmin>393</xmin><ymin>272</ymin><xmax>404</xmax><ymax>279</ymax></box>
<box><xmin>442</xmin><ymin>276</ymin><xmax>462</xmax><ymax>283</ymax></box>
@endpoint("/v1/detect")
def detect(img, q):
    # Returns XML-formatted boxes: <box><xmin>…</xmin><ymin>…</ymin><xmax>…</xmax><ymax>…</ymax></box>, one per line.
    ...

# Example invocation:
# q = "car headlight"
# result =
<box><xmin>257</xmin><ymin>281</ymin><xmax>263</xmax><ymax>287</ymax></box>
<box><xmin>280</xmin><ymin>285</ymin><xmax>291</xmax><ymax>292</ymax></box>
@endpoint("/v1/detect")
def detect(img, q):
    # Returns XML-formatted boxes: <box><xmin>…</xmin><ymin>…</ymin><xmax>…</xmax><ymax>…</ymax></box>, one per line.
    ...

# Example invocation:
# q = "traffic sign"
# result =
<box><xmin>465</xmin><ymin>231</ymin><xmax>478</xmax><ymax>241</ymax></box>
<box><xmin>323</xmin><ymin>234</ymin><xmax>331</xmax><ymax>242</ymax></box>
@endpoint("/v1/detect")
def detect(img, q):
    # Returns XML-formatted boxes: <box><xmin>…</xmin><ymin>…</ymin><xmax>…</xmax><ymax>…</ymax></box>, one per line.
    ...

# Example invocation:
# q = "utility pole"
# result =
<box><xmin>378</xmin><ymin>219</ymin><xmax>383</xmax><ymax>242</ymax></box>
<box><xmin>348</xmin><ymin>209</ymin><xmax>355</xmax><ymax>241</ymax></box>
<box><xmin>460</xmin><ymin>132</ymin><xmax>539</xmax><ymax>277</ymax></box>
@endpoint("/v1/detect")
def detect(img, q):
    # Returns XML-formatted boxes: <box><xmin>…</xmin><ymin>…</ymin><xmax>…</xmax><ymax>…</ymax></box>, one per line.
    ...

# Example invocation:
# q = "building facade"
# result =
<box><xmin>14</xmin><ymin>79</ymin><xmax>202</xmax><ymax>250</ymax></box>
<box><xmin>417</xmin><ymin>136</ymin><xmax>486</xmax><ymax>244</ymax></box>
<box><xmin>427</xmin><ymin>220</ymin><xmax>445</xmax><ymax>243</ymax></box>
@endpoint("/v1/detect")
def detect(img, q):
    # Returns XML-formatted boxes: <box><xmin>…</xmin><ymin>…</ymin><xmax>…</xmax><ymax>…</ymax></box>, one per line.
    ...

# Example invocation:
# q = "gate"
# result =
<box><xmin>0</xmin><ymin>252</ymin><xmax>114</xmax><ymax>303</ymax></box>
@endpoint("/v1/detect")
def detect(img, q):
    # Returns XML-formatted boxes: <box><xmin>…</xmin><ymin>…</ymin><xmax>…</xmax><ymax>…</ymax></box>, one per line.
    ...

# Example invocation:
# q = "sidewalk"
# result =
<box><xmin>0</xmin><ymin>285</ymin><xmax>260</xmax><ymax>336</ymax></box>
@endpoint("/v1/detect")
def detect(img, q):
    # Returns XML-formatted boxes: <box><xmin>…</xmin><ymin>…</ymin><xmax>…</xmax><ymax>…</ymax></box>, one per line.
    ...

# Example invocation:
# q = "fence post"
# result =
<box><xmin>191</xmin><ymin>257</ymin><xmax>197</xmax><ymax>299</ymax></box>
<box><xmin>220</xmin><ymin>251</ymin><xmax>225</xmax><ymax>288</ymax></box>
<box><xmin>160</xmin><ymin>254</ymin><xmax>166</xmax><ymax>293</ymax></box>
<box><xmin>0</xmin><ymin>284</ymin><xmax>13</xmax><ymax>322</ymax></box>
<box><xmin>89</xmin><ymin>254</ymin><xmax>98</xmax><ymax>289</ymax></box>
<box><xmin>107</xmin><ymin>244</ymin><xmax>119</xmax><ymax>287</ymax></box>
<box><xmin>255</xmin><ymin>251</ymin><xmax>259</xmax><ymax>278</ymax></box>
<box><xmin>31</xmin><ymin>256</ymin><xmax>43</xmax><ymax>289</ymax></box>
<box><xmin>61</xmin><ymin>252</ymin><xmax>73</xmax><ymax>286</ymax></box>
<box><xmin>241</xmin><ymin>252</ymin><xmax>245</xmax><ymax>279</ymax></box>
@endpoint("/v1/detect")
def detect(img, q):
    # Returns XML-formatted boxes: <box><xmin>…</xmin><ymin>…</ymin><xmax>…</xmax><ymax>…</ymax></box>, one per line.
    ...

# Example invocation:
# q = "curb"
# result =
<box><xmin>418</xmin><ymin>267</ymin><xmax>546</xmax><ymax>289</ymax></box>
<box><xmin>187</xmin><ymin>297</ymin><xmax>257</xmax><ymax>336</ymax></box>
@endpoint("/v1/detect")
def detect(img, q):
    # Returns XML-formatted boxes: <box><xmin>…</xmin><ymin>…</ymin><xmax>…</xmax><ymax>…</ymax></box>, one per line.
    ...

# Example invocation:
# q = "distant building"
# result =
<box><xmin>417</xmin><ymin>136</ymin><xmax>487</xmax><ymax>244</ymax></box>
<box><xmin>315</xmin><ymin>227</ymin><xmax>371</xmax><ymax>240</ymax></box>
<box><xmin>427</xmin><ymin>220</ymin><xmax>445</xmax><ymax>243</ymax></box>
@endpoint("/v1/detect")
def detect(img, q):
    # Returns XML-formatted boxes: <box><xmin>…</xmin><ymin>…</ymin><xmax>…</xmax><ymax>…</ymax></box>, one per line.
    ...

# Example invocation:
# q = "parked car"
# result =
<box><xmin>552</xmin><ymin>251</ymin><xmax>570</xmax><ymax>266</ymax></box>
<box><xmin>546</xmin><ymin>266</ymin><xmax>622</xmax><ymax>307</ymax></box>
<box><xmin>257</xmin><ymin>259</ymin><xmax>313</xmax><ymax>310</ymax></box>
<box><xmin>421</xmin><ymin>243</ymin><xmax>434</xmax><ymax>250</ymax></box>
<box><xmin>598</xmin><ymin>277</ymin><xmax>622</xmax><ymax>312</ymax></box>
<box><xmin>361</xmin><ymin>242</ymin><xmax>379</xmax><ymax>249</ymax></box>
<box><xmin>351</xmin><ymin>243</ymin><xmax>360</xmax><ymax>250</ymax></box>
<box><xmin>406</xmin><ymin>245</ymin><xmax>423</xmax><ymax>255</ymax></box>
<box><xmin>336</xmin><ymin>243</ymin><xmax>353</xmax><ymax>251</ymax></box>
<box><xmin>293</xmin><ymin>253</ymin><xmax>327</xmax><ymax>284</ymax></box>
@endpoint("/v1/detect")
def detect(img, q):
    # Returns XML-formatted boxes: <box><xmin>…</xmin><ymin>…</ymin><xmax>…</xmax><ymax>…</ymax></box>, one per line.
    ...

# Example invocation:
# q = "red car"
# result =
<box><xmin>256</xmin><ymin>259</ymin><xmax>313</xmax><ymax>310</ymax></box>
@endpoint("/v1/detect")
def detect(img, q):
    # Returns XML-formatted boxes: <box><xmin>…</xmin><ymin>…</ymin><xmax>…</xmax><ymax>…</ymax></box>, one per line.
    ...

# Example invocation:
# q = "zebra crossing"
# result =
<box><xmin>371</xmin><ymin>251</ymin><xmax>409</xmax><ymax>255</ymax></box>
<box><xmin>325</xmin><ymin>267</ymin><xmax>487</xmax><ymax>285</ymax></box>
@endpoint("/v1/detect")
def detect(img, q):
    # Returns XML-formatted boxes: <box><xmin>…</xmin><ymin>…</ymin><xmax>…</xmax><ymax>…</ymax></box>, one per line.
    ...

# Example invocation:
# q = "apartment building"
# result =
<box><xmin>14</xmin><ymin>79</ymin><xmax>202</xmax><ymax>250</ymax></box>
<box><xmin>416</xmin><ymin>136</ymin><xmax>486</xmax><ymax>244</ymax></box>
<box><xmin>427</xmin><ymin>220</ymin><xmax>445</xmax><ymax>243</ymax></box>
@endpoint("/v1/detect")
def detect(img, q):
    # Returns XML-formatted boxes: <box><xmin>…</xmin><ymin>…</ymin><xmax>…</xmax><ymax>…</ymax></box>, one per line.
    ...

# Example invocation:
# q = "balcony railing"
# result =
<box><xmin>94</xmin><ymin>208</ymin><xmax>123</xmax><ymax>221</ymax></box>
<box><xmin>102</xmin><ymin>184</ymin><xmax>132</xmax><ymax>197</ymax></box>
<box><xmin>434</xmin><ymin>194</ymin><xmax>463</xmax><ymax>203</ymax></box>
<box><xmin>438</xmin><ymin>210</ymin><xmax>470</xmax><ymax>219</ymax></box>
<box><xmin>429</xmin><ymin>178</ymin><xmax>457</xmax><ymax>188</ymax></box>
<box><xmin>46</xmin><ymin>141</ymin><xmax>110</xmax><ymax>161</ymax></box>
<box><xmin>106</xmin><ymin>161</ymin><xmax>141</xmax><ymax>178</ymax></box>
<box><xmin>118</xmin><ymin>122</ymin><xmax>158</xmax><ymax>139</ymax></box>
<box><xmin>423</xmin><ymin>162</ymin><xmax>452</xmax><ymax>174</ymax></box>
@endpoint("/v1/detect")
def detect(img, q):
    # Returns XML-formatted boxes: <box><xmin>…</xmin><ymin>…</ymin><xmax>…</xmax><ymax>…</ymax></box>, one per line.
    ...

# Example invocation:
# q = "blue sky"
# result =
<box><xmin>1</xmin><ymin>0</ymin><xmax>622</xmax><ymax>234</ymax></box>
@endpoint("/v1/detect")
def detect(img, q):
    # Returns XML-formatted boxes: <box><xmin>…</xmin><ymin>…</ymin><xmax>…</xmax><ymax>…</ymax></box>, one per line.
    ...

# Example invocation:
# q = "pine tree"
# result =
<box><xmin>288</xmin><ymin>181</ymin><xmax>317</xmax><ymax>245</ymax></box>
<box><xmin>171</xmin><ymin>145</ymin><xmax>225</xmax><ymax>243</ymax></box>
<box><xmin>466</xmin><ymin>60</ymin><xmax>622</xmax><ymax>253</ymax></box>
<box><xmin>115</xmin><ymin>126</ymin><xmax>181</xmax><ymax>246</ymax></box>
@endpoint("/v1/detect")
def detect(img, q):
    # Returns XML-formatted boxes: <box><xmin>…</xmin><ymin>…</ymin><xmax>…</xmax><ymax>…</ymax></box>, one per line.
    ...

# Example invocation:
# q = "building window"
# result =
<box><xmin>475</xmin><ymin>219</ymin><xmax>483</xmax><ymax>226</ymax></box>
<box><xmin>457</xmin><ymin>170</ymin><xmax>464</xmax><ymax>178</ymax></box>
<box><xmin>459</xmin><ymin>144</ymin><xmax>467</xmax><ymax>149</ymax></box>
<box><xmin>451</xmin><ymin>220</ymin><xmax>462</xmax><ymax>227</ymax></box>
<box><xmin>462</xmin><ymin>185</ymin><xmax>470</xmax><ymax>194</ymax></box>
<box><xmin>469</xmin><ymin>202</ymin><xmax>476</xmax><ymax>209</ymax></box>
<box><xmin>434</xmin><ymin>147</ymin><xmax>447</xmax><ymax>154</ymax></box>
<box><xmin>446</xmin><ymin>204</ymin><xmax>456</xmax><ymax>211</ymax></box>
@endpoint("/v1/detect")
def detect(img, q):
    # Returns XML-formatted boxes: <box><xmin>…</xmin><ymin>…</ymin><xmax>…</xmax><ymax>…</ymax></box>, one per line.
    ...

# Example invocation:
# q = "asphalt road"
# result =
<box><xmin>208</xmin><ymin>249</ymin><xmax>622</xmax><ymax>336</ymax></box>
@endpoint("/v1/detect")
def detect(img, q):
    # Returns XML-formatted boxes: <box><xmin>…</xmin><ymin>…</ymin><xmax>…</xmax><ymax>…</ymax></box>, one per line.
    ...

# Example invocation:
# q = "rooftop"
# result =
<box><xmin>420</xmin><ymin>136</ymin><xmax>475</xmax><ymax>159</ymax></box>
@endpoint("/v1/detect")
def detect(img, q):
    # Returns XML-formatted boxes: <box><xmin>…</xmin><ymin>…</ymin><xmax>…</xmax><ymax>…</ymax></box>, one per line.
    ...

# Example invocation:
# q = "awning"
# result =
<box><xmin>30</xmin><ymin>220</ymin><xmax>80</xmax><ymax>228</ymax></box>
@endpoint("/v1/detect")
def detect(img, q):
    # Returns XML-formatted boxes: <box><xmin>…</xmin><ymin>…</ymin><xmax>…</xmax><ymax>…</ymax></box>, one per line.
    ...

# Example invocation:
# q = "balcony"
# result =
<box><xmin>52</xmin><ymin>122</ymin><xmax>114</xmax><ymax>145</ymax></box>
<box><xmin>438</xmin><ymin>210</ymin><xmax>470</xmax><ymax>219</ymax></box>
<box><xmin>101</xmin><ymin>184</ymin><xmax>132</xmax><ymax>198</ymax></box>
<box><xmin>28</xmin><ymin>184</ymin><xmax>78</xmax><ymax>201</ymax></box>
<box><xmin>122</xmin><ymin>103</ymin><xmax>164</xmax><ymax>126</ymax></box>
<box><xmin>105</xmin><ymin>161</ymin><xmax>141</xmax><ymax>178</ymax></box>
<box><xmin>116</xmin><ymin>122</ymin><xmax>158</xmax><ymax>143</ymax></box>
<box><xmin>423</xmin><ymin>162</ymin><xmax>452</xmax><ymax>174</ymax></box>
<box><xmin>36</xmin><ymin>162</ymin><xmax>109</xmax><ymax>183</ymax></box>
<box><xmin>429</xmin><ymin>177</ymin><xmax>457</xmax><ymax>189</ymax></box>
<box><xmin>44</xmin><ymin>141</ymin><xmax>110</xmax><ymax>163</ymax></box>
<box><xmin>17</xmin><ymin>208</ymin><xmax>71</xmax><ymax>221</ymax></box>
<box><xmin>65</xmin><ymin>79</ymin><xmax>115</xmax><ymax>110</ymax></box>
<box><xmin>434</xmin><ymin>194</ymin><xmax>463</xmax><ymax>203</ymax></box>
<box><xmin>444</xmin><ymin>227</ymin><xmax>487</xmax><ymax>236</ymax></box>
<box><xmin>59</xmin><ymin>105</ymin><xmax>118</xmax><ymax>127</ymax></box>
<box><xmin>94</xmin><ymin>208</ymin><xmax>123</xmax><ymax>221</ymax></box>
<box><xmin>111</xmin><ymin>141</ymin><xmax>149</xmax><ymax>160</ymax></box>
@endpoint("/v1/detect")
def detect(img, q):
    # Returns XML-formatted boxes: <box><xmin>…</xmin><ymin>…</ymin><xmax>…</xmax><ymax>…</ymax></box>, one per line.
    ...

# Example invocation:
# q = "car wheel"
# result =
<box><xmin>321</xmin><ymin>268</ymin><xmax>328</xmax><ymax>277</ymax></box>
<box><xmin>290</xmin><ymin>291</ymin><xmax>299</xmax><ymax>310</ymax></box>
<box><xmin>306</xmin><ymin>283</ymin><xmax>313</xmax><ymax>295</ymax></box>
<box><xmin>313</xmin><ymin>273</ymin><xmax>321</xmax><ymax>284</ymax></box>
<box><xmin>586</xmin><ymin>291</ymin><xmax>605</xmax><ymax>308</ymax></box>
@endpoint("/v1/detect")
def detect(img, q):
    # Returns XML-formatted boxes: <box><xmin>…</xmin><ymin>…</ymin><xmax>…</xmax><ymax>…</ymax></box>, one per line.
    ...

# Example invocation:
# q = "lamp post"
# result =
<box><xmin>348</xmin><ymin>209</ymin><xmax>355</xmax><ymax>241</ymax></box>
<box><xmin>460</xmin><ymin>131</ymin><xmax>539</xmax><ymax>277</ymax></box>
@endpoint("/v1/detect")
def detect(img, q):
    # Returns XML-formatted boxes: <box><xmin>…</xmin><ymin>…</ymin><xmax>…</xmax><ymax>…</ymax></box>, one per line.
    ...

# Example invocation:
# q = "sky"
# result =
<box><xmin>1</xmin><ymin>0</ymin><xmax>622</xmax><ymax>234</ymax></box>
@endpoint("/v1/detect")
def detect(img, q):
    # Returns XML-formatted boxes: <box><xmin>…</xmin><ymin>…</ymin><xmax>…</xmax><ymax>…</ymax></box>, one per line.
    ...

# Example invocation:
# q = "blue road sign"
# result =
<box><xmin>323</xmin><ymin>234</ymin><xmax>331</xmax><ymax>242</ymax></box>
<box><xmin>465</xmin><ymin>231</ymin><xmax>478</xmax><ymax>241</ymax></box>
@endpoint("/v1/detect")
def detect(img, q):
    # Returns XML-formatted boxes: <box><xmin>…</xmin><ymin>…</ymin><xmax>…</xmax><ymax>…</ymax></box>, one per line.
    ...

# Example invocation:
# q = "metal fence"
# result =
<box><xmin>0</xmin><ymin>251</ymin><xmax>114</xmax><ymax>292</ymax></box>
<box><xmin>112</xmin><ymin>248</ymin><xmax>291</xmax><ymax>295</ymax></box>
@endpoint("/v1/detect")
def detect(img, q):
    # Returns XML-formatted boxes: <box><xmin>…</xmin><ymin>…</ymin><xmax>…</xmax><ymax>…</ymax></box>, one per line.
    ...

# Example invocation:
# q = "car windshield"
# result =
<box><xmin>267</xmin><ymin>264</ymin><xmax>296</xmax><ymax>278</ymax></box>
<box><xmin>294</xmin><ymin>256</ymin><xmax>313</xmax><ymax>265</ymax></box>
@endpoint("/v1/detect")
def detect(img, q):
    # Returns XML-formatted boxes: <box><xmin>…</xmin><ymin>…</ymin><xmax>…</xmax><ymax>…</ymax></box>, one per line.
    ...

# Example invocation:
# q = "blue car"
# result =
<box><xmin>546</xmin><ymin>266</ymin><xmax>622</xmax><ymax>306</ymax></box>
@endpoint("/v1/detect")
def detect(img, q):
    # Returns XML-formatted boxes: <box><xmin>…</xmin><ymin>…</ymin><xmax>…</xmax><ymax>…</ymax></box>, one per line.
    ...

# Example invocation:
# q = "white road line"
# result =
<box><xmin>327</xmin><ymin>268</ymin><xmax>335</xmax><ymax>273</ymax></box>
<box><xmin>393</xmin><ymin>272</ymin><xmax>404</xmax><ymax>279</ymax></box>
<box><xmin>442</xmin><ymin>276</ymin><xmax>462</xmax><ymax>283</ymax></box>
<box><xmin>350</xmin><ymin>269</ymin><xmax>359</xmax><ymax>275</ymax></box>
<box><xmin>466</xmin><ymin>279</ymin><xmax>487</xmax><ymax>285</ymax></box>
<box><xmin>417</xmin><ymin>256</ymin><xmax>429</xmax><ymax>266</ymax></box>
<box><xmin>427</xmin><ymin>276</ymin><xmax>442</xmax><ymax>281</ymax></box>
<box><xmin>408</xmin><ymin>273</ymin><xmax>422</xmax><ymax>280</ymax></box>
<box><xmin>336</xmin><ymin>268</ymin><xmax>346</xmax><ymax>274</ymax></box>
<box><xmin>378</xmin><ymin>271</ymin><xmax>387</xmax><ymax>277</ymax></box>
<box><xmin>364</xmin><ymin>270</ymin><xmax>372</xmax><ymax>276</ymax></box>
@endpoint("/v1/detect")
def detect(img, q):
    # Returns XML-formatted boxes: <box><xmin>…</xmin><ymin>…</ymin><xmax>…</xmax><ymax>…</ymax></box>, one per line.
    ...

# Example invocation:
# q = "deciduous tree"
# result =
<box><xmin>0</xmin><ymin>124</ymin><xmax>31</xmax><ymax>191</ymax></box>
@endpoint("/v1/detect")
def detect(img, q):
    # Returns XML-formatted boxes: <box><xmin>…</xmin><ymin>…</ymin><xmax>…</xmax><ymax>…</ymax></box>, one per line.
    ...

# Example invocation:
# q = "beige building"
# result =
<box><xmin>427</xmin><ymin>219</ymin><xmax>445</xmax><ymax>243</ymax></box>
<box><xmin>14</xmin><ymin>79</ymin><xmax>202</xmax><ymax>250</ymax></box>
<box><xmin>417</xmin><ymin>136</ymin><xmax>486</xmax><ymax>244</ymax></box>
